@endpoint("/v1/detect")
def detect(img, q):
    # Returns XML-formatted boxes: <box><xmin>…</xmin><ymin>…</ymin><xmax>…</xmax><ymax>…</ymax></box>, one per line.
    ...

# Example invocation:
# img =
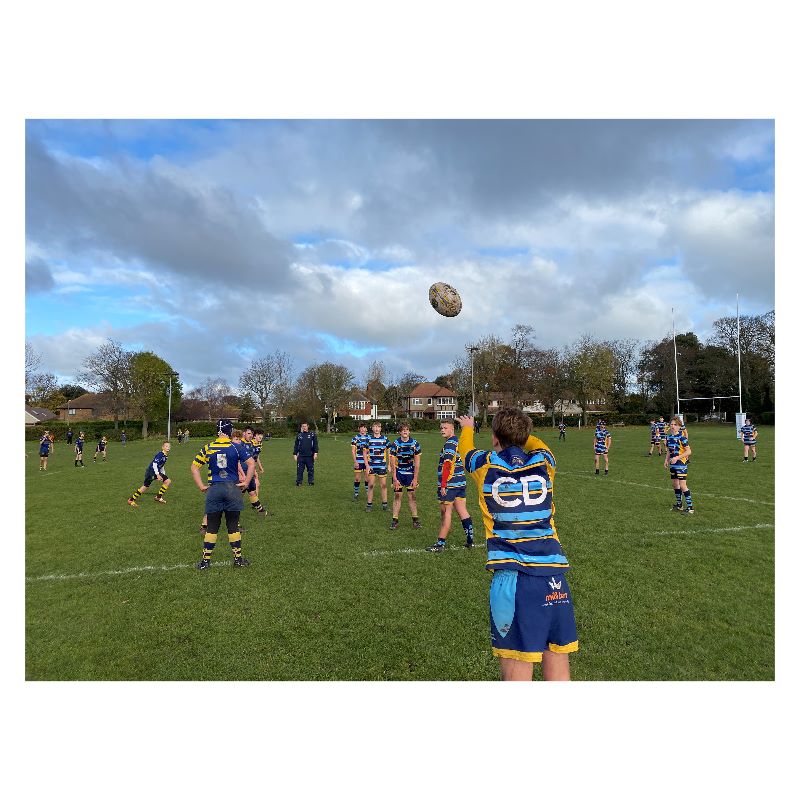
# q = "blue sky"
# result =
<box><xmin>25</xmin><ymin>119</ymin><xmax>775</xmax><ymax>390</ymax></box>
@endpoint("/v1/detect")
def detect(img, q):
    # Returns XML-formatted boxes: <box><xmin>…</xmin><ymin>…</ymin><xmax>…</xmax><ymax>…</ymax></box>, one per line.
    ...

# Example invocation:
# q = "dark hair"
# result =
<box><xmin>492</xmin><ymin>408</ymin><xmax>532</xmax><ymax>448</ymax></box>
<box><xmin>254</xmin><ymin>428</ymin><xmax>265</xmax><ymax>436</ymax></box>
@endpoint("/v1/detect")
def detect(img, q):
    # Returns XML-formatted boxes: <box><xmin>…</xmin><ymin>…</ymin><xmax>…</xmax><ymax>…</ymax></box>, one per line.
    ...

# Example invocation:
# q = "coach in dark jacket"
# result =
<box><xmin>293</xmin><ymin>422</ymin><xmax>319</xmax><ymax>486</ymax></box>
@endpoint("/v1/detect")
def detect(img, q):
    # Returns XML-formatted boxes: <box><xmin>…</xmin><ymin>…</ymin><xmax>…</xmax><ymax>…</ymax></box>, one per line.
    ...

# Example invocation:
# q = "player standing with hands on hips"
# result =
<box><xmin>293</xmin><ymin>422</ymin><xmax>318</xmax><ymax>486</ymax></box>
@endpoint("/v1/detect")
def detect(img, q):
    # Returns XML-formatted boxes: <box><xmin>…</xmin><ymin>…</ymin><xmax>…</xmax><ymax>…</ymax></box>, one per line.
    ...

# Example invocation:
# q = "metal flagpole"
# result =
<box><xmin>167</xmin><ymin>375</ymin><xmax>173</xmax><ymax>440</ymax></box>
<box><xmin>736</xmin><ymin>293</ymin><xmax>743</xmax><ymax>414</ymax></box>
<box><xmin>672</xmin><ymin>308</ymin><xmax>680</xmax><ymax>417</ymax></box>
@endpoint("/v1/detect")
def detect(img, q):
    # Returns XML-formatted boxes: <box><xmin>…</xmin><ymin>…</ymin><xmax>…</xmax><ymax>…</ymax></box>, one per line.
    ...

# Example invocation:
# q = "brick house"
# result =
<box><xmin>55</xmin><ymin>392</ymin><xmax>116</xmax><ymax>422</ymax></box>
<box><xmin>406</xmin><ymin>382</ymin><xmax>458</xmax><ymax>420</ymax></box>
<box><xmin>486</xmin><ymin>391</ymin><xmax>546</xmax><ymax>415</ymax></box>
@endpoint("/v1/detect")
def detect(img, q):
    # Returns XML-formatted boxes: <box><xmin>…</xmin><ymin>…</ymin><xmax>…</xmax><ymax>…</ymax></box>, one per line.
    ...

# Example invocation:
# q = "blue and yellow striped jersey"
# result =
<box><xmin>193</xmin><ymin>435</ymin><xmax>252</xmax><ymax>483</ymax></box>
<box><xmin>351</xmin><ymin>433</ymin><xmax>370</xmax><ymax>463</ymax></box>
<box><xmin>390</xmin><ymin>437</ymin><xmax>421</xmax><ymax>475</ymax></box>
<box><xmin>458</xmin><ymin>428</ymin><xmax>569</xmax><ymax>575</ymax></box>
<box><xmin>364</xmin><ymin>435</ymin><xmax>389</xmax><ymax>467</ymax></box>
<box><xmin>665</xmin><ymin>433</ymin><xmax>690</xmax><ymax>463</ymax></box>
<box><xmin>438</xmin><ymin>436</ymin><xmax>466</xmax><ymax>488</ymax></box>
<box><xmin>656</xmin><ymin>421</ymin><xmax>667</xmax><ymax>438</ymax></box>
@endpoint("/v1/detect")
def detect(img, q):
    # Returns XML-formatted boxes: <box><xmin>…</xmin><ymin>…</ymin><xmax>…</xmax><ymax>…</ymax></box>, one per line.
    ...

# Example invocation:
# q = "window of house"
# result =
<box><xmin>68</xmin><ymin>408</ymin><xmax>76</xmax><ymax>415</ymax></box>
<box><xmin>412</xmin><ymin>398</ymin><xmax>422</xmax><ymax>405</ymax></box>
<box><xmin>427</xmin><ymin>398</ymin><xmax>432</xmax><ymax>405</ymax></box>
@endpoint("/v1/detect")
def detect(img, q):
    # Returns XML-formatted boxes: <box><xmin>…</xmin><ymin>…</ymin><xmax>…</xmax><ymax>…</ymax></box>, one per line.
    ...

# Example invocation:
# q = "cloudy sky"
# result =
<box><xmin>25</xmin><ymin>119</ymin><xmax>775</xmax><ymax>390</ymax></box>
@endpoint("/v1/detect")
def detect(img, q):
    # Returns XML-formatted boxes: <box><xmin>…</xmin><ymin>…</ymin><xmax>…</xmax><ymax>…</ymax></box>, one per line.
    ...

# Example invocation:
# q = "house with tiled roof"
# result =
<box><xmin>25</xmin><ymin>405</ymin><xmax>57</xmax><ymax>425</ymax></box>
<box><xmin>405</xmin><ymin>382</ymin><xmax>458</xmax><ymax>420</ymax></box>
<box><xmin>55</xmin><ymin>392</ymin><xmax>115</xmax><ymax>422</ymax></box>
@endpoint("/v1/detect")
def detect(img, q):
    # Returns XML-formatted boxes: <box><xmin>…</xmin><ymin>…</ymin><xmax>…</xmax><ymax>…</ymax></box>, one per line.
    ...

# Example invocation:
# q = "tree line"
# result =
<box><xmin>25</xmin><ymin>308</ymin><xmax>774</xmax><ymax>435</ymax></box>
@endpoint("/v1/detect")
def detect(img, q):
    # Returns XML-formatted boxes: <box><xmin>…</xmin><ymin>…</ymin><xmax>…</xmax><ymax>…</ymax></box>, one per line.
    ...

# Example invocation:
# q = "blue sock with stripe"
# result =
<box><xmin>674</xmin><ymin>489</ymin><xmax>682</xmax><ymax>506</ymax></box>
<box><xmin>461</xmin><ymin>517</ymin><xmax>473</xmax><ymax>536</ymax></box>
<box><xmin>683</xmin><ymin>490</ymin><xmax>693</xmax><ymax>509</ymax></box>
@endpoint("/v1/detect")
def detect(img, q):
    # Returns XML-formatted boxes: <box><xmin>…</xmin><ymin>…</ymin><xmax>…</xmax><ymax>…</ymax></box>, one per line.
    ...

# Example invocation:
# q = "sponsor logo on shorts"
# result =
<box><xmin>544</xmin><ymin>577</ymin><xmax>569</xmax><ymax>604</ymax></box>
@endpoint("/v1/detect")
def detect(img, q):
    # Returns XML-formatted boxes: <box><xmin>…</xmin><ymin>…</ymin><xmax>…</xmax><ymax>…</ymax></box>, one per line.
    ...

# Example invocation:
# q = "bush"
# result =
<box><xmin>25</xmin><ymin>421</ymin><xmax>144</xmax><ymax>442</ymax></box>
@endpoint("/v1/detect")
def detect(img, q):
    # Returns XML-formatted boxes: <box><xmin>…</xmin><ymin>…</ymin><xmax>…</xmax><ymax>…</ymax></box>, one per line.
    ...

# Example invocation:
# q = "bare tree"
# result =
<box><xmin>27</xmin><ymin>372</ymin><xmax>58</xmax><ymax>405</ymax></box>
<box><xmin>316</xmin><ymin>362</ymin><xmax>356</xmax><ymax>432</ymax></box>
<box><xmin>239</xmin><ymin>350</ymin><xmax>294</xmax><ymax>423</ymax></box>
<box><xmin>78</xmin><ymin>338</ymin><xmax>133</xmax><ymax>429</ymax></box>
<box><xmin>195</xmin><ymin>377</ymin><xmax>234</xmax><ymax>421</ymax></box>
<box><xmin>25</xmin><ymin>341</ymin><xmax>42</xmax><ymax>395</ymax></box>
<box><xmin>384</xmin><ymin>371</ymin><xmax>426</xmax><ymax>420</ymax></box>
<box><xmin>363</xmin><ymin>359</ymin><xmax>388</xmax><ymax>415</ymax></box>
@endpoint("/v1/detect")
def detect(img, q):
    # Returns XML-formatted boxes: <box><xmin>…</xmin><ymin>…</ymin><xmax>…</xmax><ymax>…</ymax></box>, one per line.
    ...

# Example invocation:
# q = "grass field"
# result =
<box><xmin>25</xmin><ymin>424</ymin><xmax>774</xmax><ymax>681</ymax></box>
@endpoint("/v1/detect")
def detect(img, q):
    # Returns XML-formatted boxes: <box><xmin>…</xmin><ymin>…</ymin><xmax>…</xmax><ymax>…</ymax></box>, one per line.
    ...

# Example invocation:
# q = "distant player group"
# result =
<box><xmin>350</xmin><ymin>420</ymin><xmax>474</xmax><ymax>551</ymax></box>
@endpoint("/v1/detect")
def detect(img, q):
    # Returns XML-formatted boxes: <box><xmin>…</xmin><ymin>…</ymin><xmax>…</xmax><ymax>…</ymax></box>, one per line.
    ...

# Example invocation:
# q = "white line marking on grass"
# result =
<box><xmin>26</xmin><ymin>561</ymin><xmax>232</xmax><ymax>582</ymax></box>
<box><xmin>362</xmin><ymin>543</ymin><xmax>487</xmax><ymax>557</ymax></box>
<box><xmin>650</xmin><ymin>523</ymin><xmax>775</xmax><ymax>536</ymax></box>
<box><xmin>558</xmin><ymin>471</ymin><xmax>775</xmax><ymax>506</ymax></box>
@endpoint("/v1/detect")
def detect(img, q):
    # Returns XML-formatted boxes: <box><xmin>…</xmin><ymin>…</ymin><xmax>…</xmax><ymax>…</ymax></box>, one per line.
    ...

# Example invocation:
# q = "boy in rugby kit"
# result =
<box><xmin>39</xmin><ymin>430</ymin><xmax>51</xmax><ymax>470</ymax></box>
<box><xmin>74</xmin><ymin>432</ymin><xmax>85</xmax><ymax>467</ymax></box>
<box><xmin>558</xmin><ymin>421</ymin><xmax>566</xmax><ymax>441</ymax></box>
<box><xmin>665</xmin><ymin>416</ymin><xmax>694</xmax><ymax>514</ymax></box>
<box><xmin>127</xmin><ymin>441</ymin><xmax>172</xmax><ymax>506</ymax></box>
<box><xmin>389</xmin><ymin>423</ymin><xmax>422</xmax><ymax>530</ymax></box>
<box><xmin>741</xmin><ymin>418</ymin><xmax>758</xmax><ymax>461</ymax></box>
<box><xmin>426</xmin><ymin>420</ymin><xmax>474</xmax><ymax>551</ymax></box>
<box><xmin>351</xmin><ymin>423</ymin><xmax>370</xmax><ymax>501</ymax></box>
<box><xmin>94</xmin><ymin>435</ymin><xmax>108</xmax><ymax>462</ymax></box>
<box><xmin>192</xmin><ymin>420</ymin><xmax>255</xmax><ymax>569</ymax></box>
<box><xmin>240</xmin><ymin>426</ymin><xmax>267</xmax><ymax>515</ymax></box>
<box><xmin>363</xmin><ymin>422</ymin><xmax>390</xmax><ymax>511</ymax></box>
<box><xmin>647</xmin><ymin>419</ymin><xmax>659</xmax><ymax>456</ymax></box>
<box><xmin>458</xmin><ymin>409</ymin><xmax>578</xmax><ymax>681</ymax></box>
<box><xmin>593</xmin><ymin>421</ymin><xmax>611</xmax><ymax>475</ymax></box>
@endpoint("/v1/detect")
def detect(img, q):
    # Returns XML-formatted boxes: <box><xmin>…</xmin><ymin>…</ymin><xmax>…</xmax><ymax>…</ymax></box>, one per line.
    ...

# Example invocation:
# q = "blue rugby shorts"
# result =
<box><xmin>394</xmin><ymin>471</ymin><xmax>416</xmax><ymax>491</ymax></box>
<box><xmin>205</xmin><ymin>481</ymin><xmax>245</xmax><ymax>513</ymax></box>
<box><xmin>438</xmin><ymin>485</ymin><xmax>466</xmax><ymax>504</ymax></box>
<box><xmin>489</xmin><ymin>569</ymin><xmax>578</xmax><ymax>663</ymax></box>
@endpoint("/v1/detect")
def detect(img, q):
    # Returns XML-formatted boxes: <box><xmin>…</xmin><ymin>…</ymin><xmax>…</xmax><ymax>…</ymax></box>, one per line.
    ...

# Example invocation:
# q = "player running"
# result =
<box><xmin>127</xmin><ymin>441</ymin><xmax>172</xmax><ymax>506</ymax></box>
<box><xmin>741</xmin><ymin>418</ymin><xmax>758</xmax><ymax>462</ymax></box>
<box><xmin>351</xmin><ymin>422</ymin><xmax>370</xmax><ymax>501</ymax></box>
<box><xmin>389</xmin><ymin>423</ymin><xmax>422</xmax><ymax>530</ymax></box>
<box><xmin>665</xmin><ymin>416</ymin><xmax>694</xmax><ymax>514</ymax></box>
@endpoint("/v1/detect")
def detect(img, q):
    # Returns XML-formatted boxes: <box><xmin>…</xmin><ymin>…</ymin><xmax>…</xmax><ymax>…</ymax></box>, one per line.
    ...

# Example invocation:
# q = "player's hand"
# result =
<box><xmin>411</xmin><ymin>480</ymin><xmax>418</xmax><ymax>490</ymax></box>
<box><xmin>199</xmin><ymin>484</ymin><xmax>209</xmax><ymax>492</ymax></box>
<box><xmin>393</xmin><ymin>479</ymin><xmax>401</xmax><ymax>491</ymax></box>
<box><xmin>457</xmin><ymin>415</ymin><xmax>475</xmax><ymax>429</ymax></box>
<box><xmin>157</xmin><ymin>475</ymin><xmax>164</xmax><ymax>481</ymax></box>
<box><xmin>236</xmin><ymin>480</ymin><xmax>249</xmax><ymax>489</ymax></box>
<box><xmin>439</xmin><ymin>486</ymin><xmax>446</xmax><ymax>497</ymax></box>
<box><xmin>293</xmin><ymin>455</ymin><xmax>298</xmax><ymax>461</ymax></box>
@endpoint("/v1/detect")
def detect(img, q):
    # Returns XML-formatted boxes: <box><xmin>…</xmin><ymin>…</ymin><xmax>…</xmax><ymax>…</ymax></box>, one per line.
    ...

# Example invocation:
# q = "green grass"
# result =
<box><xmin>25</xmin><ymin>425</ymin><xmax>774</xmax><ymax>680</ymax></box>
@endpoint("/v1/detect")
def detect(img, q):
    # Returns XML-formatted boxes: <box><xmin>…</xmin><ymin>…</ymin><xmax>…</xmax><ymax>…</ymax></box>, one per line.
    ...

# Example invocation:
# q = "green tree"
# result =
<box><xmin>58</xmin><ymin>384</ymin><xmax>88</xmax><ymax>400</ymax></box>
<box><xmin>565</xmin><ymin>334</ymin><xmax>615</xmax><ymax>425</ymax></box>
<box><xmin>129</xmin><ymin>352</ymin><xmax>181</xmax><ymax>438</ymax></box>
<box><xmin>237</xmin><ymin>392</ymin><xmax>257</xmax><ymax>422</ymax></box>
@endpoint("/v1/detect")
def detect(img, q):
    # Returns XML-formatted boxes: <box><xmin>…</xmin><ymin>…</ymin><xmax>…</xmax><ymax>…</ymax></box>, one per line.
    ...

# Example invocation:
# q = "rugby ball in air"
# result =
<box><xmin>429</xmin><ymin>282</ymin><xmax>462</xmax><ymax>317</ymax></box>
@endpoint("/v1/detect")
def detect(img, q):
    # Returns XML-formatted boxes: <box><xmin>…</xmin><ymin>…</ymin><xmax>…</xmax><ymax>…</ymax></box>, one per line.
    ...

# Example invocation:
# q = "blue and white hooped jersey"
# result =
<box><xmin>390</xmin><ymin>437</ymin><xmax>421</xmax><ymax>475</ymax></box>
<box><xmin>656</xmin><ymin>421</ymin><xmax>667</xmax><ymax>439</ymax></box>
<box><xmin>665</xmin><ymin>433</ymin><xmax>690</xmax><ymax>463</ymax></box>
<box><xmin>594</xmin><ymin>429</ymin><xmax>611</xmax><ymax>453</ymax></box>
<box><xmin>741</xmin><ymin>424</ymin><xmax>758</xmax><ymax>444</ymax></box>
